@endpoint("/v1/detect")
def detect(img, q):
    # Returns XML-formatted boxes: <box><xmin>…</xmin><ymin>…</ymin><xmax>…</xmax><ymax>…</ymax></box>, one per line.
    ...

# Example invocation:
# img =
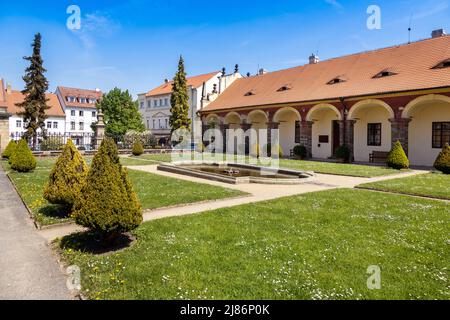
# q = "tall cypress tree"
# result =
<box><xmin>169</xmin><ymin>56</ymin><xmax>191</xmax><ymax>135</ymax></box>
<box><xmin>17</xmin><ymin>33</ymin><xmax>50</xmax><ymax>147</ymax></box>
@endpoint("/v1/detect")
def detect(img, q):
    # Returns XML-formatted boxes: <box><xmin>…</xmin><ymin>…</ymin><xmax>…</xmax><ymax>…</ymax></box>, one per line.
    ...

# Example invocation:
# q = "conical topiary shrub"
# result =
<box><xmin>434</xmin><ymin>143</ymin><xmax>450</xmax><ymax>174</ymax></box>
<box><xmin>43</xmin><ymin>139</ymin><xmax>88</xmax><ymax>209</ymax></box>
<box><xmin>10</xmin><ymin>139</ymin><xmax>36</xmax><ymax>172</ymax></box>
<box><xmin>132</xmin><ymin>140</ymin><xmax>144</xmax><ymax>156</ymax></box>
<box><xmin>73</xmin><ymin>138</ymin><xmax>142</xmax><ymax>240</ymax></box>
<box><xmin>386</xmin><ymin>140</ymin><xmax>409</xmax><ymax>170</ymax></box>
<box><xmin>2</xmin><ymin>140</ymin><xmax>17</xmax><ymax>159</ymax></box>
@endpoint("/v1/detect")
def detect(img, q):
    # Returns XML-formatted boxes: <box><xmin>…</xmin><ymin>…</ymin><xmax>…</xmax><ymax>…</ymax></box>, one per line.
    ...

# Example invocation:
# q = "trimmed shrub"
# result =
<box><xmin>43</xmin><ymin>139</ymin><xmax>89</xmax><ymax>209</ymax></box>
<box><xmin>335</xmin><ymin>145</ymin><xmax>350</xmax><ymax>163</ymax></box>
<box><xmin>434</xmin><ymin>143</ymin><xmax>450</xmax><ymax>174</ymax></box>
<box><xmin>10</xmin><ymin>139</ymin><xmax>36</xmax><ymax>172</ymax></box>
<box><xmin>132</xmin><ymin>140</ymin><xmax>144</xmax><ymax>156</ymax></box>
<box><xmin>386</xmin><ymin>141</ymin><xmax>409</xmax><ymax>169</ymax></box>
<box><xmin>293</xmin><ymin>145</ymin><xmax>308</xmax><ymax>159</ymax></box>
<box><xmin>2</xmin><ymin>140</ymin><xmax>17</xmax><ymax>159</ymax></box>
<box><xmin>73</xmin><ymin>138</ymin><xmax>142</xmax><ymax>238</ymax></box>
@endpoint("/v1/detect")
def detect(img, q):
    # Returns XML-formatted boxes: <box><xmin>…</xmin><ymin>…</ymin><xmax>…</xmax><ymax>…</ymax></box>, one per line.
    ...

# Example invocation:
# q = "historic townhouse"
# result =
<box><xmin>200</xmin><ymin>31</ymin><xmax>450</xmax><ymax>167</ymax></box>
<box><xmin>55</xmin><ymin>86</ymin><xmax>103</xmax><ymax>135</ymax></box>
<box><xmin>139</xmin><ymin>69</ymin><xmax>241</xmax><ymax>144</ymax></box>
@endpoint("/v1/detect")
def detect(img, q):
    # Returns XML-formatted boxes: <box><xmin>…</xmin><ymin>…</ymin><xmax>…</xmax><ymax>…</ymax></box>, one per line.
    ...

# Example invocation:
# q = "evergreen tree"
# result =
<box><xmin>16</xmin><ymin>33</ymin><xmax>50</xmax><ymax>147</ymax></box>
<box><xmin>169</xmin><ymin>56</ymin><xmax>191</xmax><ymax>135</ymax></box>
<box><xmin>2</xmin><ymin>140</ymin><xmax>17</xmax><ymax>159</ymax></box>
<box><xmin>434</xmin><ymin>143</ymin><xmax>450</xmax><ymax>174</ymax></box>
<box><xmin>96</xmin><ymin>88</ymin><xmax>145</xmax><ymax>136</ymax></box>
<box><xmin>73</xmin><ymin>138</ymin><xmax>142</xmax><ymax>239</ymax></box>
<box><xmin>44</xmin><ymin>139</ymin><xmax>89</xmax><ymax>209</ymax></box>
<box><xmin>10</xmin><ymin>139</ymin><xmax>36</xmax><ymax>172</ymax></box>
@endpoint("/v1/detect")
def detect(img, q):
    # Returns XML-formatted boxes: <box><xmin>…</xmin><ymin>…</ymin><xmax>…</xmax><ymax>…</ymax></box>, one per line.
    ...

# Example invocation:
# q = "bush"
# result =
<box><xmin>2</xmin><ymin>140</ymin><xmax>17</xmax><ymax>159</ymax></box>
<box><xmin>40</xmin><ymin>136</ymin><xmax>64</xmax><ymax>151</ymax></box>
<box><xmin>434</xmin><ymin>143</ymin><xmax>450</xmax><ymax>174</ymax></box>
<box><xmin>43</xmin><ymin>139</ymin><xmax>89</xmax><ymax>209</ymax></box>
<box><xmin>73</xmin><ymin>138</ymin><xmax>142</xmax><ymax>238</ymax></box>
<box><xmin>10</xmin><ymin>139</ymin><xmax>36</xmax><ymax>172</ymax></box>
<box><xmin>132</xmin><ymin>140</ymin><xmax>144</xmax><ymax>156</ymax></box>
<box><xmin>293</xmin><ymin>145</ymin><xmax>308</xmax><ymax>159</ymax></box>
<box><xmin>335</xmin><ymin>145</ymin><xmax>350</xmax><ymax>163</ymax></box>
<box><xmin>387</xmin><ymin>141</ymin><xmax>409</xmax><ymax>170</ymax></box>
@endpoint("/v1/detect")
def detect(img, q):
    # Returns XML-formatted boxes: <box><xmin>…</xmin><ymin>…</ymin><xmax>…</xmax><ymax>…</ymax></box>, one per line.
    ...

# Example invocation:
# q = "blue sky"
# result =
<box><xmin>0</xmin><ymin>0</ymin><xmax>449</xmax><ymax>97</ymax></box>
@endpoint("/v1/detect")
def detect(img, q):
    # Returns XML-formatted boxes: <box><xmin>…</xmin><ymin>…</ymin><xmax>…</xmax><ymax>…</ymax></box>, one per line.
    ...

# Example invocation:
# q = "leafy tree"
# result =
<box><xmin>16</xmin><ymin>33</ymin><xmax>50</xmax><ymax>147</ymax></box>
<box><xmin>96</xmin><ymin>88</ymin><xmax>145</xmax><ymax>136</ymax></box>
<box><xmin>10</xmin><ymin>139</ymin><xmax>36</xmax><ymax>172</ymax></box>
<box><xmin>169</xmin><ymin>56</ymin><xmax>191</xmax><ymax>134</ymax></box>
<box><xmin>73</xmin><ymin>138</ymin><xmax>142</xmax><ymax>240</ymax></box>
<box><xmin>2</xmin><ymin>140</ymin><xmax>17</xmax><ymax>159</ymax></box>
<box><xmin>43</xmin><ymin>139</ymin><xmax>89</xmax><ymax>209</ymax></box>
<box><xmin>386</xmin><ymin>141</ymin><xmax>409</xmax><ymax>169</ymax></box>
<box><xmin>434</xmin><ymin>143</ymin><xmax>450</xmax><ymax>174</ymax></box>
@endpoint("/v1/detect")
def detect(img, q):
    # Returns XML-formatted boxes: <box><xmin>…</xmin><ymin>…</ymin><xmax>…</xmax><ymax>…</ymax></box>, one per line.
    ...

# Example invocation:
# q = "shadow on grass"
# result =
<box><xmin>38</xmin><ymin>204</ymin><xmax>71</xmax><ymax>220</ymax></box>
<box><xmin>60</xmin><ymin>231</ymin><xmax>135</xmax><ymax>255</ymax></box>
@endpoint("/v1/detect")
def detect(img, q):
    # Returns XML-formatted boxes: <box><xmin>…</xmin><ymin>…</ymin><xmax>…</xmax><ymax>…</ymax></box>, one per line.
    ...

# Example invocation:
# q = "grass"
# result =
<box><xmin>358</xmin><ymin>173</ymin><xmax>450</xmax><ymax>200</ymax></box>
<box><xmin>60</xmin><ymin>189</ymin><xmax>449</xmax><ymax>300</ymax></box>
<box><xmin>1</xmin><ymin>158</ymin><xmax>246</xmax><ymax>226</ymax></box>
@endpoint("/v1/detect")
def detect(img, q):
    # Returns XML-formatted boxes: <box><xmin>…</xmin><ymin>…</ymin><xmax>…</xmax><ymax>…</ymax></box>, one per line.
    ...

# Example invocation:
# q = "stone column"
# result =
<box><xmin>95</xmin><ymin>110</ymin><xmax>106</xmax><ymax>149</ymax></box>
<box><xmin>300</xmin><ymin>120</ymin><xmax>313</xmax><ymax>158</ymax></box>
<box><xmin>338</xmin><ymin>120</ymin><xmax>345</xmax><ymax>147</ymax></box>
<box><xmin>0</xmin><ymin>111</ymin><xmax>11</xmax><ymax>152</ymax></box>
<box><xmin>241</xmin><ymin>122</ymin><xmax>252</xmax><ymax>155</ymax></box>
<box><xmin>389</xmin><ymin>118</ymin><xmax>411</xmax><ymax>155</ymax></box>
<box><xmin>267</xmin><ymin>121</ymin><xmax>279</xmax><ymax>157</ymax></box>
<box><xmin>344</xmin><ymin>120</ymin><xmax>355</xmax><ymax>162</ymax></box>
<box><xmin>219</xmin><ymin>124</ymin><xmax>229</xmax><ymax>154</ymax></box>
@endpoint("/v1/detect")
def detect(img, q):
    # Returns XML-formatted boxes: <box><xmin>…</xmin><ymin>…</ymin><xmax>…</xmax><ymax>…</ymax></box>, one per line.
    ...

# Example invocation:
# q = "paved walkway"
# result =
<box><xmin>38</xmin><ymin>165</ymin><xmax>426</xmax><ymax>241</ymax></box>
<box><xmin>0</xmin><ymin>167</ymin><xmax>71</xmax><ymax>300</ymax></box>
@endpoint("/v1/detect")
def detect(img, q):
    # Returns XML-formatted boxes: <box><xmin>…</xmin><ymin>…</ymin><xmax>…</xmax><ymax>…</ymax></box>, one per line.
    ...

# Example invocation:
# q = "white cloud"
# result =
<box><xmin>325</xmin><ymin>0</ymin><xmax>343</xmax><ymax>10</ymax></box>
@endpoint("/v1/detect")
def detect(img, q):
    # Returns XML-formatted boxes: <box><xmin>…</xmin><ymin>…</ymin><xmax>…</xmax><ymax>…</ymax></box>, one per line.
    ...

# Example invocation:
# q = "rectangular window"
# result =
<box><xmin>165</xmin><ymin>119</ymin><xmax>168</xmax><ymax>128</ymax></box>
<box><xmin>165</xmin><ymin>98</ymin><xmax>169</xmax><ymax>106</ymax></box>
<box><xmin>79</xmin><ymin>122</ymin><xmax>84</xmax><ymax>131</ymax></box>
<box><xmin>432</xmin><ymin>122</ymin><xmax>450</xmax><ymax>148</ymax></box>
<box><xmin>70</xmin><ymin>122</ymin><xmax>75</xmax><ymax>131</ymax></box>
<box><xmin>367</xmin><ymin>123</ymin><xmax>382</xmax><ymax>146</ymax></box>
<box><xmin>158</xmin><ymin>119</ymin><xmax>161</xmax><ymax>129</ymax></box>
<box><xmin>71</xmin><ymin>110</ymin><xmax>75</xmax><ymax>116</ymax></box>
<box><xmin>159</xmin><ymin>99</ymin><xmax>163</xmax><ymax>106</ymax></box>
<box><xmin>140</xmin><ymin>102</ymin><xmax>144</xmax><ymax>109</ymax></box>
<box><xmin>154</xmin><ymin>100</ymin><xmax>158</xmax><ymax>107</ymax></box>
<box><xmin>16</xmin><ymin>120</ymin><xmax>22</xmax><ymax>128</ymax></box>
<box><xmin>53</xmin><ymin>122</ymin><xmax>58</xmax><ymax>129</ymax></box>
<box><xmin>295</xmin><ymin>121</ymin><xmax>301</xmax><ymax>144</ymax></box>
<box><xmin>147</xmin><ymin>120</ymin><xmax>150</xmax><ymax>128</ymax></box>
<box><xmin>153</xmin><ymin>120</ymin><xmax>155</xmax><ymax>128</ymax></box>
<box><xmin>47</xmin><ymin>121</ymin><xmax>52</xmax><ymax>129</ymax></box>
<box><xmin>92</xmin><ymin>111</ymin><xmax>96</xmax><ymax>117</ymax></box>
<box><xmin>79</xmin><ymin>110</ymin><xmax>84</xmax><ymax>117</ymax></box>
<box><xmin>147</xmin><ymin>101</ymin><xmax>151</xmax><ymax>108</ymax></box>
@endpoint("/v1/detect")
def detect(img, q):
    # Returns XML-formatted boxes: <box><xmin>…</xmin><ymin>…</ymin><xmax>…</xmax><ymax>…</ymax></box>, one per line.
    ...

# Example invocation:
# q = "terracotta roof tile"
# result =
<box><xmin>6</xmin><ymin>90</ymin><xmax>65</xmax><ymax>117</ymax></box>
<box><xmin>57</xmin><ymin>86</ymin><xmax>103</xmax><ymax>108</ymax></box>
<box><xmin>146</xmin><ymin>71</ymin><xmax>220</xmax><ymax>97</ymax></box>
<box><xmin>204</xmin><ymin>36</ymin><xmax>450</xmax><ymax>112</ymax></box>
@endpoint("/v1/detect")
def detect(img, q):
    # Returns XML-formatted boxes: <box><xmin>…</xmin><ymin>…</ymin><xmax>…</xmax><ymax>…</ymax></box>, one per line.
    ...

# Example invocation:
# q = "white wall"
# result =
<box><xmin>9</xmin><ymin>115</ymin><xmax>65</xmax><ymax>136</ymax></box>
<box><xmin>312</xmin><ymin>110</ymin><xmax>338</xmax><ymax>159</ymax></box>
<box><xmin>275</xmin><ymin>110</ymin><xmax>300</xmax><ymax>156</ymax></box>
<box><xmin>409</xmin><ymin>102</ymin><xmax>450</xmax><ymax>166</ymax></box>
<box><xmin>353</xmin><ymin>108</ymin><xmax>392</xmax><ymax>162</ymax></box>
<box><xmin>64</xmin><ymin>107</ymin><xmax>97</xmax><ymax>134</ymax></box>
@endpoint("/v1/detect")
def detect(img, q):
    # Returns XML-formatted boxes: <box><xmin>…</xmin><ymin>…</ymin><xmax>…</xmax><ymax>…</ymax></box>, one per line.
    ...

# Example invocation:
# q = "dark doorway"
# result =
<box><xmin>332</xmin><ymin>120</ymin><xmax>340</xmax><ymax>156</ymax></box>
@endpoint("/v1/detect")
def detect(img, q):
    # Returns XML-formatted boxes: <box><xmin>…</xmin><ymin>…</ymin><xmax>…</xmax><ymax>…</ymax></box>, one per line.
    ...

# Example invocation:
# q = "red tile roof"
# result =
<box><xmin>146</xmin><ymin>71</ymin><xmax>220</xmax><ymax>97</ymax></box>
<box><xmin>57</xmin><ymin>86</ymin><xmax>102</xmax><ymax>108</ymax></box>
<box><xmin>6</xmin><ymin>90</ymin><xmax>65</xmax><ymax>117</ymax></box>
<box><xmin>204</xmin><ymin>36</ymin><xmax>450</xmax><ymax>112</ymax></box>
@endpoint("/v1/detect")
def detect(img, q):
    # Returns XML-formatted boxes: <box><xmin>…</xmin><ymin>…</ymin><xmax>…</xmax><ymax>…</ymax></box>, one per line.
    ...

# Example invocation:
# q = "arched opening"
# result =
<box><xmin>224</xmin><ymin>112</ymin><xmax>242</xmax><ymax>129</ymax></box>
<box><xmin>273</xmin><ymin>107</ymin><xmax>301</xmax><ymax>156</ymax></box>
<box><xmin>247</xmin><ymin>110</ymin><xmax>268</xmax><ymax>156</ymax></box>
<box><xmin>307</xmin><ymin>104</ymin><xmax>342</xmax><ymax>159</ymax></box>
<box><xmin>403</xmin><ymin>95</ymin><xmax>450</xmax><ymax>166</ymax></box>
<box><xmin>348</xmin><ymin>99</ymin><xmax>394</xmax><ymax>162</ymax></box>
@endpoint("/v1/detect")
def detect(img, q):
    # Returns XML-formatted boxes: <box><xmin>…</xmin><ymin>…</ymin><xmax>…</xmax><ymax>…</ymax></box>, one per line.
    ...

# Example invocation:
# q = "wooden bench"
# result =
<box><xmin>369</xmin><ymin>151</ymin><xmax>390</xmax><ymax>163</ymax></box>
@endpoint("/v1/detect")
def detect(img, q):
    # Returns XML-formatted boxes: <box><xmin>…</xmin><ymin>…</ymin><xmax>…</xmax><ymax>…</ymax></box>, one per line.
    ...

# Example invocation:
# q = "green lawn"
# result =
<box><xmin>358</xmin><ymin>173</ymin><xmax>450</xmax><ymax>200</ymax></box>
<box><xmin>60</xmin><ymin>189</ymin><xmax>449</xmax><ymax>300</ymax></box>
<box><xmin>1</xmin><ymin>158</ymin><xmax>246</xmax><ymax>226</ymax></box>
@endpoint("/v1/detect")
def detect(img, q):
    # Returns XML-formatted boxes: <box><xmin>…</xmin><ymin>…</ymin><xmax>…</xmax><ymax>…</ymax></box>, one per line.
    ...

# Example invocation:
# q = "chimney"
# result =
<box><xmin>258</xmin><ymin>68</ymin><xmax>268</xmax><ymax>76</ymax></box>
<box><xmin>164</xmin><ymin>79</ymin><xmax>169</xmax><ymax>84</ymax></box>
<box><xmin>309</xmin><ymin>53</ymin><xmax>319</xmax><ymax>64</ymax></box>
<box><xmin>431</xmin><ymin>29</ymin><xmax>446</xmax><ymax>38</ymax></box>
